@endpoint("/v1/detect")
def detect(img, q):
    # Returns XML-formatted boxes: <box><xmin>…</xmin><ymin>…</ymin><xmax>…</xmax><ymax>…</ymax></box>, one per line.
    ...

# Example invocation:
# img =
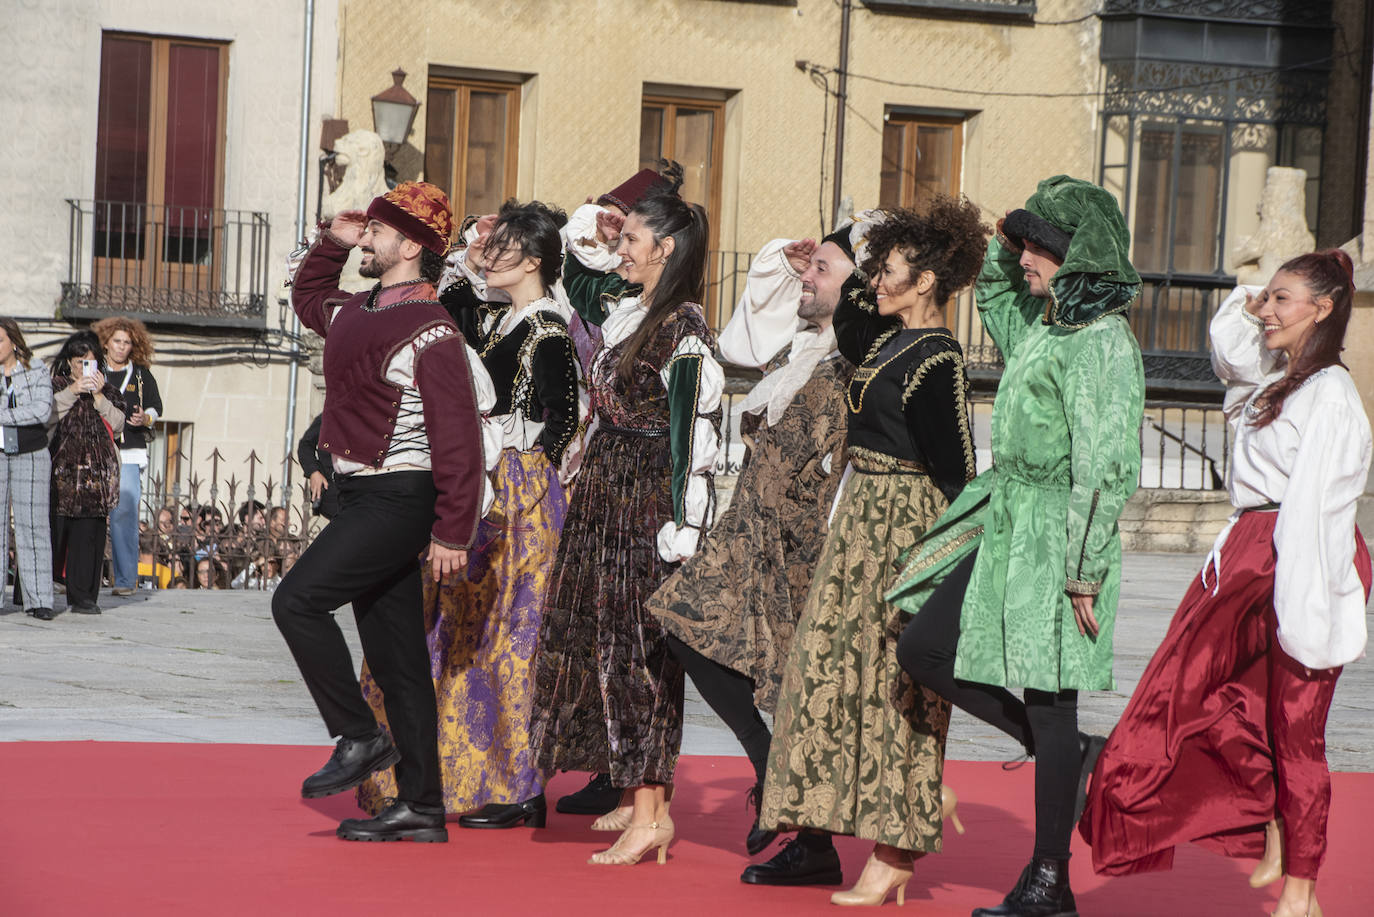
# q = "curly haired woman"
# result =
<box><xmin>92</xmin><ymin>316</ymin><xmax>162</xmax><ymax>596</ymax></box>
<box><xmin>758</xmin><ymin>195</ymin><xmax>989</xmax><ymax>906</ymax></box>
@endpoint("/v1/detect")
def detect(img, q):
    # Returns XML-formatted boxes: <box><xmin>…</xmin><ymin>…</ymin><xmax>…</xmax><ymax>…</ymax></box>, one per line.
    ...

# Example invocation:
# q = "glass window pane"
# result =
<box><xmin>1280</xmin><ymin>125</ymin><xmax>1322</xmax><ymax>232</ymax></box>
<box><xmin>1173</xmin><ymin>126</ymin><xmax>1223</xmax><ymax>274</ymax></box>
<box><xmin>164</xmin><ymin>43</ymin><xmax>220</xmax><ymax>264</ymax></box>
<box><xmin>463</xmin><ymin>90</ymin><xmax>509</xmax><ymax>217</ymax></box>
<box><xmin>913</xmin><ymin>125</ymin><xmax>955</xmax><ymax>205</ymax></box>
<box><xmin>639</xmin><ymin>105</ymin><xmax>665</xmax><ymax>171</ymax></box>
<box><xmin>879</xmin><ymin>121</ymin><xmax>906</xmax><ymax>209</ymax></box>
<box><xmin>95</xmin><ymin>35</ymin><xmax>152</xmax><ymax>258</ymax></box>
<box><xmin>672</xmin><ymin>107</ymin><xmax>715</xmax><ymax>211</ymax></box>
<box><xmin>424</xmin><ymin>87</ymin><xmax>456</xmax><ymax>200</ymax></box>
<box><xmin>1132</xmin><ymin>126</ymin><xmax>1174</xmax><ymax>274</ymax></box>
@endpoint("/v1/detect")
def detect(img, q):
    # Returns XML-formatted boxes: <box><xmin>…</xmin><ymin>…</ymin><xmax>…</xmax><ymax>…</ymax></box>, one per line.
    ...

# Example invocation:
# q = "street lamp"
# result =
<box><xmin>371</xmin><ymin>68</ymin><xmax>419</xmax><ymax>150</ymax></box>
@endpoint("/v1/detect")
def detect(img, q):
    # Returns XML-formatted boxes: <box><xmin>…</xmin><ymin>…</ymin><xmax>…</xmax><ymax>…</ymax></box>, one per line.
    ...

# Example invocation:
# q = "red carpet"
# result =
<box><xmin>2</xmin><ymin>743</ymin><xmax>1370</xmax><ymax>916</ymax></box>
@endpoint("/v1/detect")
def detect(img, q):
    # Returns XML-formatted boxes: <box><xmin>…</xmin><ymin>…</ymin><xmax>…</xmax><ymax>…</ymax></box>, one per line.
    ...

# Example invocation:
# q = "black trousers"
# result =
<box><xmin>665</xmin><ymin>634</ymin><xmax>772</xmax><ymax>785</ymax></box>
<box><xmin>52</xmin><ymin>514</ymin><xmax>107</xmax><ymax>607</ymax></box>
<box><xmin>271</xmin><ymin>471</ymin><xmax>442</xmax><ymax>808</ymax></box>
<box><xmin>895</xmin><ymin>550</ymin><xmax>1081</xmax><ymax>860</ymax></box>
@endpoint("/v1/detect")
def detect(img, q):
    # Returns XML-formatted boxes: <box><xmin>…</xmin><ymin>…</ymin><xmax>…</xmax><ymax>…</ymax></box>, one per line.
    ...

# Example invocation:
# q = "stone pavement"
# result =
<box><xmin>2</xmin><ymin>552</ymin><xmax>1371</xmax><ymax>771</ymax></box>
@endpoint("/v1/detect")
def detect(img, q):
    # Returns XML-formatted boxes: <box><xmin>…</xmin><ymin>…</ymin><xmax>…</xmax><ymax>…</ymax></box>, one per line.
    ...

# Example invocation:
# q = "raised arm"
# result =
<box><xmin>833</xmin><ymin>271</ymin><xmax>901</xmax><ymax>366</ymax></box>
<box><xmin>974</xmin><ymin>236</ymin><xmax>1045</xmax><ymax>361</ymax></box>
<box><xmin>1209</xmin><ymin>284</ymin><xmax>1283</xmax><ymax>424</ymax></box>
<box><xmin>290</xmin><ymin>223</ymin><xmax>356</xmax><ymax>338</ymax></box>
<box><xmin>716</xmin><ymin>238</ymin><xmax>806</xmax><ymax>369</ymax></box>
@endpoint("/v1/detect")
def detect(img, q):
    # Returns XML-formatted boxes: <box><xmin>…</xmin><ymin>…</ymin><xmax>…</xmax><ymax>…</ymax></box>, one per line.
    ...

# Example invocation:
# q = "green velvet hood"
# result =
<box><xmin>1025</xmin><ymin>175</ymin><xmax>1141</xmax><ymax>329</ymax></box>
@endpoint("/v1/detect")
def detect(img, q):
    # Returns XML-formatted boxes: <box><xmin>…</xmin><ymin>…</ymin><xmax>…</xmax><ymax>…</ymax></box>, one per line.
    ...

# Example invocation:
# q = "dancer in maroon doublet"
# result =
<box><xmin>275</xmin><ymin>181</ymin><xmax>486</xmax><ymax>843</ymax></box>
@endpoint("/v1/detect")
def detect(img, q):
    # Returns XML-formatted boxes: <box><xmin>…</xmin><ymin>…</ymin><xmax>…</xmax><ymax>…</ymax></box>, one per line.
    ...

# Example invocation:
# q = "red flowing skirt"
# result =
<box><xmin>1080</xmin><ymin>509</ymin><xmax>1371</xmax><ymax>877</ymax></box>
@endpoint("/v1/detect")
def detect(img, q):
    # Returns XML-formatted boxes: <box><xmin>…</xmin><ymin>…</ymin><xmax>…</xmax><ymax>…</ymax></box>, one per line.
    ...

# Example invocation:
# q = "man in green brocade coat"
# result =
<box><xmin>890</xmin><ymin>175</ymin><xmax>1144</xmax><ymax>917</ymax></box>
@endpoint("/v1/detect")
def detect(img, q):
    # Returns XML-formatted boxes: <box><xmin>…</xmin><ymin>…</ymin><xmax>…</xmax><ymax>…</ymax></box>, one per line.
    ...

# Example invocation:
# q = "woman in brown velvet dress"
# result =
<box><xmin>528</xmin><ymin>189</ymin><xmax>723</xmax><ymax>865</ymax></box>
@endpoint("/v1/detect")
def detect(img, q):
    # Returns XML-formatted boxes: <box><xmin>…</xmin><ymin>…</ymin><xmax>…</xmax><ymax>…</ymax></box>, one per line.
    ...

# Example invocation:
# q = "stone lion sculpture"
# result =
<box><xmin>318</xmin><ymin>130</ymin><xmax>388</xmax><ymax>292</ymax></box>
<box><xmin>1233</xmin><ymin>166</ymin><xmax>1315</xmax><ymax>284</ymax></box>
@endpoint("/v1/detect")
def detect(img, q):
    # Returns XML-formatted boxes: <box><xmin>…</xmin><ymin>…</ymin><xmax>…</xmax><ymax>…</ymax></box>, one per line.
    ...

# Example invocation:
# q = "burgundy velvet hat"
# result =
<box><xmin>365</xmin><ymin>181</ymin><xmax>454</xmax><ymax>255</ymax></box>
<box><xmin>597</xmin><ymin>169</ymin><xmax>669</xmax><ymax>214</ymax></box>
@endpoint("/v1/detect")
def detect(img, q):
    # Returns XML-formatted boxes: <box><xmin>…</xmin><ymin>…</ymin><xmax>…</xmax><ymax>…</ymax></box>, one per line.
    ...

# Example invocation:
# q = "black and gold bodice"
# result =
<box><xmin>440</xmin><ymin>277</ymin><xmax>582</xmax><ymax>467</ymax></box>
<box><xmin>834</xmin><ymin>273</ymin><xmax>975</xmax><ymax>503</ymax></box>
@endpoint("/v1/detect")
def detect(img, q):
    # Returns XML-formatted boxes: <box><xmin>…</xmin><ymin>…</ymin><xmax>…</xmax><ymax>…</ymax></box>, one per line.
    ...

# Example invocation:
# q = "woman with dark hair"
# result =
<box><xmin>48</xmin><ymin>330</ymin><xmax>126</xmax><ymax>615</ymax></box>
<box><xmin>529</xmin><ymin>188</ymin><xmax>723</xmax><ymax>866</ymax></box>
<box><xmin>1082</xmin><ymin>250</ymin><xmax>1369</xmax><ymax>917</ymax></box>
<box><xmin>92</xmin><ymin>316</ymin><xmax>161</xmax><ymax>597</ymax></box>
<box><xmin>757</xmin><ymin>196</ymin><xmax>987</xmax><ymax>906</ymax></box>
<box><xmin>0</xmin><ymin>318</ymin><xmax>55</xmax><ymax>619</ymax></box>
<box><xmin>356</xmin><ymin>200</ymin><xmax>583</xmax><ymax>829</ymax></box>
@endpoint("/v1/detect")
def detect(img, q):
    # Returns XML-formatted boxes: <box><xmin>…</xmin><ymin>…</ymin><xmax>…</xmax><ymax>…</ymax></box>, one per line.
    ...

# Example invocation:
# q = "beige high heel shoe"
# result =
<box><xmin>587</xmin><ymin>816</ymin><xmax>675</xmax><ymax>866</ymax></box>
<box><xmin>1271</xmin><ymin>894</ymin><xmax>1321</xmax><ymax>917</ymax></box>
<box><xmin>1250</xmin><ymin>818</ymin><xmax>1283</xmax><ymax>888</ymax></box>
<box><xmin>830</xmin><ymin>848</ymin><xmax>915</xmax><ymax>907</ymax></box>
<box><xmin>942</xmin><ymin>785</ymin><xmax>965</xmax><ymax>835</ymax></box>
<box><xmin>591</xmin><ymin>784</ymin><xmax>674</xmax><ymax>831</ymax></box>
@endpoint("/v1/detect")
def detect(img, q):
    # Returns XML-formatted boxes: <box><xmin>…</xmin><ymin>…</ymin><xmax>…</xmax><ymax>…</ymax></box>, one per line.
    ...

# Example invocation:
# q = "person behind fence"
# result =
<box><xmin>645</xmin><ymin>225</ymin><xmax>859</xmax><ymax>872</ymax></box>
<box><xmin>92</xmin><ymin>317</ymin><xmax>161</xmax><ymax>599</ymax></box>
<box><xmin>528</xmin><ymin>185</ymin><xmax>722</xmax><ymax>866</ymax></box>
<box><xmin>48</xmin><ymin>330</ymin><xmax>127</xmax><ymax>616</ymax></box>
<box><xmin>275</xmin><ymin>180</ymin><xmax>487</xmax><ymax>844</ymax></box>
<box><xmin>888</xmin><ymin>175</ymin><xmax>1145</xmax><ymax>917</ymax></box>
<box><xmin>1081</xmin><ymin>250</ymin><xmax>1368</xmax><ymax>917</ymax></box>
<box><xmin>137</xmin><ymin>530</ymin><xmax>172</xmax><ymax>589</ymax></box>
<box><xmin>0</xmin><ymin>317</ymin><xmax>55</xmax><ymax>620</ymax></box>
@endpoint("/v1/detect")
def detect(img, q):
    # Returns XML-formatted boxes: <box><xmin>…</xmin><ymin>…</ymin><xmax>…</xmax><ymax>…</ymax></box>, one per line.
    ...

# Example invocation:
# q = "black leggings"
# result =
<box><xmin>895</xmin><ymin>550</ymin><xmax>1081</xmax><ymax>860</ymax></box>
<box><xmin>665</xmin><ymin>634</ymin><xmax>772</xmax><ymax>786</ymax></box>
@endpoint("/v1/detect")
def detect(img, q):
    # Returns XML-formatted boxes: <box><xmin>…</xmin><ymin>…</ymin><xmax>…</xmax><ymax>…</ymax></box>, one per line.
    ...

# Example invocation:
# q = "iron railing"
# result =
<box><xmin>134</xmin><ymin>448</ymin><xmax>321</xmax><ymax>591</ymax></box>
<box><xmin>61</xmin><ymin>199</ymin><xmax>271</xmax><ymax>328</ymax></box>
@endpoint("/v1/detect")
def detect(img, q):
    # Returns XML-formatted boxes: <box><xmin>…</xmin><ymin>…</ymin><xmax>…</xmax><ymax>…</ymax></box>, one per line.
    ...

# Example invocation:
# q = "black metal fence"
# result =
<box><xmin>61</xmin><ymin>199</ymin><xmax>271</xmax><ymax>328</ymax></box>
<box><xmin>135</xmin><ymin>449</ymin><xmax>321</xmax><ymax>591</ymax></box>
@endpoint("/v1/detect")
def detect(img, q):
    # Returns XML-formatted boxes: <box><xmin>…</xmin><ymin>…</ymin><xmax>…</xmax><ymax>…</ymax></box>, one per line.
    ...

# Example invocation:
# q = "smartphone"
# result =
<box><xmin>82</xmin><ymin>359</ymin><xmax>96</xmax><ymax>377</ymax></box>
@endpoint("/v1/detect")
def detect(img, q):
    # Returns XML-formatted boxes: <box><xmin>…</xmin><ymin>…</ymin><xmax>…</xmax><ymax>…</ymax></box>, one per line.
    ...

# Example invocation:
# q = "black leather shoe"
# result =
<box><xmin>744</xmin><ymin>783</ymin><xmax>777</xmax><ymax>855</ymax></box>
<box><xmin>457</xmin><ymin>794</ymin><xmax>547</xmax><ymax>829</ymax></box>
<box><xmin>337</xmin><ymin>799</ymin><xmax>448</xmax><ymax>842</ymax></box>
<box><xmin>740</xmin><ymin>835</ymin><xmax>843</xmax><ymax>886</ymax></box>
<box><xmin>555</xmin><ymin>772</ymin><xmax>621</xmax><ymax>815</ymax></box>
<box><xmin>972</xmin><ymin>857</ymin><xmax>1077</xmax><ymax>917</ymax></box>
<box><xmin>70</xmin><ymin>603</ymin><xmax>101</xmax><ymax>615</ymax></box>
<box><xmin>1074</xmin><ymin>733</ymin><xmax>1106</xmax><ymax>824</ymax></box>
<box><xmin>301</xmin><ymin>729</ymin><xmax>400</xmax><ymax>799</ymax></box>
<box><xmin>30</xmin><ymin>607</ymin><xmax>55</xmax><ymax>621</ymax></box>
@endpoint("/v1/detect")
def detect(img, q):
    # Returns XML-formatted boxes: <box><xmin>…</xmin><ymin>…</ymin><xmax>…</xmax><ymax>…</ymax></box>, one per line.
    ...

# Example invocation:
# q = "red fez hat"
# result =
<box><xmin>365</xmin><ymin>181</ymin><xmax>453</xmax><ymax>255</ymax></box>
<box><xmin>597</xmin><ymin>169</ymin><xmax>670</xmax><ymax>214</ymax></box>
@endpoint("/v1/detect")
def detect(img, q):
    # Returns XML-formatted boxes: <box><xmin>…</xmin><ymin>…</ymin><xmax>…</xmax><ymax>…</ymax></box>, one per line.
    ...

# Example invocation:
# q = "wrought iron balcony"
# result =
<box><xmin>61</xmin><ymin>199</ymin><xmax>271</xmax><ymax>329</ymax></box>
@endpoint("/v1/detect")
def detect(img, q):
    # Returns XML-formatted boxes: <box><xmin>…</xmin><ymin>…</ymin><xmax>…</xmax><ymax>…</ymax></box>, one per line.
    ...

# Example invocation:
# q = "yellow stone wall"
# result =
<box><xmin>334</xmin><ymin>0</ymin><xmax>1102</xmax><ymax>264</ymax></box>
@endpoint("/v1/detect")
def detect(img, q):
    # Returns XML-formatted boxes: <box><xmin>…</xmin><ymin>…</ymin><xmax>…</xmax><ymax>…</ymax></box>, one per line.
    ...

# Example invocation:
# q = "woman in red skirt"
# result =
<box><xmin>1081</xmin><ymin>249</ymin><xmax>1370</xmax><ymax>917</ymax></box>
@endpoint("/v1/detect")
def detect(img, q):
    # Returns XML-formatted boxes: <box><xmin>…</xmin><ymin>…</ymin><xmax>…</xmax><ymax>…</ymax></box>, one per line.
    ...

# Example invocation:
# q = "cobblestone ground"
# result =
<box><xmin>1</xmin><ymin>551</ymin><xmax>1371</xmax><ymax>771</ymax></box>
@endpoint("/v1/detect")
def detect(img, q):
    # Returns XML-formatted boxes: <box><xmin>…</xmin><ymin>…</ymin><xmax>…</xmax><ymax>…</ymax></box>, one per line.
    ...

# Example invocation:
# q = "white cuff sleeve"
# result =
<box><xmin>562</xmin><ymin>203</ymin><xmax>625</xmax><ymax>273</ymax></box>
<box><xmin>716</xmin><ymin>238</ymin><xmax>805</xmax><ymax>369</ymax></box>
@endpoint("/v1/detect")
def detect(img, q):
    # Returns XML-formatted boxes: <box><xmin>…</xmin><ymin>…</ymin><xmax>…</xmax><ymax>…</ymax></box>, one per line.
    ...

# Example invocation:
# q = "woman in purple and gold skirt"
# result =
<box><xmin>357</xmin><ymin>200</ymin><xmax>582</xmax><ymax>827</ymax></box>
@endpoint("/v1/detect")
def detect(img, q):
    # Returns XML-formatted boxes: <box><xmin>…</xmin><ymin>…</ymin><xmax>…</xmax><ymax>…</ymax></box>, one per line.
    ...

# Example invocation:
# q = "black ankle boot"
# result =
<box><xmin>744</xmin><ymin>782</ymin><xmax>777</xmax><ymax>855</ymax></box>
<box><xmin>972</xmin><ymin>857</ymin><xmax>1077</xmax><ymax>917</ymax></box>
<box><xmin>301</xmin><ymin>728</ymin><xmax>400</xmax><ymax>799</ymax></box>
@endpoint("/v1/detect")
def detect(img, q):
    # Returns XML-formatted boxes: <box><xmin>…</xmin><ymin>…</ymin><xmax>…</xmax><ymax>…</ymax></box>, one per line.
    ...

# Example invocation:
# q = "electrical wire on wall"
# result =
<box><xmin>797</xmin><ymin>60</ymin><xmax>834</xmax><ymax>236</ymax></box>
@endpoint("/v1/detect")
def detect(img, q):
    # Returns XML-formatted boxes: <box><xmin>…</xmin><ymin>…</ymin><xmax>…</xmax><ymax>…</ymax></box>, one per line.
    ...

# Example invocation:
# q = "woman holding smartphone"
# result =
<box><xmin>49</xmin><ymin>330</ymin><xmax>126</xmax><ymax>615</ymax></box>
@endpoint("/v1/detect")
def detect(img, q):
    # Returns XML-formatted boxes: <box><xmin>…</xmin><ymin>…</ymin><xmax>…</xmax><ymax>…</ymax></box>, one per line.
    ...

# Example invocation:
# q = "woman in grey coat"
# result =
<box><xmin>0</xmin><ymin>318</ymin><xmax>54</xmax><ymax>619</ymax></box>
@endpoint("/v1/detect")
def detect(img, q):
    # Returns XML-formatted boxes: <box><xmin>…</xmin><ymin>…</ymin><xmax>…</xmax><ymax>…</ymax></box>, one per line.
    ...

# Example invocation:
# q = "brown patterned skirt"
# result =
<box><xmin>760</xmin><ymin>460</ymin><xmax>952</xmax><ymax>852</ymax></box>
<box><xmin>528</xmin><ymin>426</ymin><xmax>684</xmax><ymax>788</ymax></box>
